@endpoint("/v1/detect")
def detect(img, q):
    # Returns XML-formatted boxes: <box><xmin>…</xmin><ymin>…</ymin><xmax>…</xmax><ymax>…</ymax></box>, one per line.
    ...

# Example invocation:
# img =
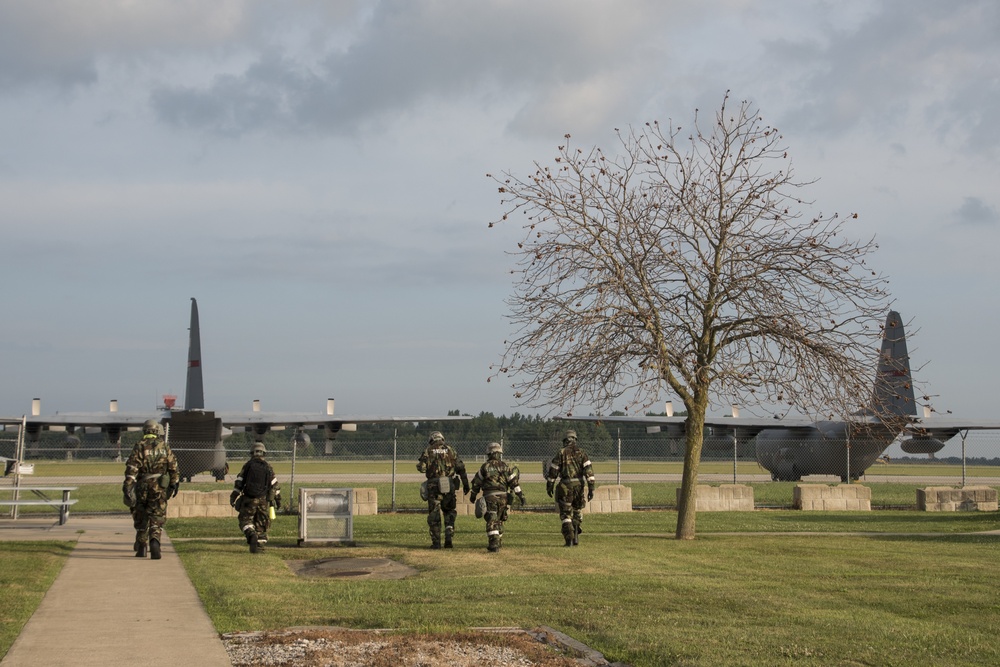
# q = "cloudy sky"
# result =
<box><xmin>1</xmin><ymin>0</ymin><xmax>998</xmax><ymax>425</ymax></box>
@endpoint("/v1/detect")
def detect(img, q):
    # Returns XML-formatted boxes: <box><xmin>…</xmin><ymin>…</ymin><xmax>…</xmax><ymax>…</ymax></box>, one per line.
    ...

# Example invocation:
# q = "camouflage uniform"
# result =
<box><xmin>122</xmin><ymin>420</ymin><xmax>179</xmax><ymax>560</ymax></box>
<box><xmin>230</xmin><ymin>443</ymin><xmax>281</xmax><ymax>554</ymax></box>
<box><xmin>469</xmin><ymin>442</ymin><xmax>525</xmax><ymax>552</ymax></box>
<box><xmin>545</xmin><ymin>430</ymin><xmax>595</xmax><ymax>546</ymax></box>
<box><xmin>416</xmin><ymin>431</ymin><xmax>469</xmax><ymax>548</ymax></box>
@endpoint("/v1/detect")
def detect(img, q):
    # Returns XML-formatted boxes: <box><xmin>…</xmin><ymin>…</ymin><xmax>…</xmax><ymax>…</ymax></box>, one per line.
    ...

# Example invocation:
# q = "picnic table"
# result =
<box><xmin>0</xmin><ymin>486</ymin><xmax>79</xmax><ymax>525</ymax></box>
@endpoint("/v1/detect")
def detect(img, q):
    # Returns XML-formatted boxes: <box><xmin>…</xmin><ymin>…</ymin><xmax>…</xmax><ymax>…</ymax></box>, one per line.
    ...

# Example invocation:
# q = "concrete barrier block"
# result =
<box><xmin>794</xmin><ymin>484</ymin><xmax>869</xmax><ymax>511</ymax></box>
<box><xmin>352</xmin><ymin>488</ymin><xmax>378</xmax><ymax>516</ymax></box>
<box><xmin>795</xmin><ymin>485</ymin><xmax>823</xmax><ymax>502</ymax></box>
<box><xmin>678</xmin><ymin>484</ymin><xmax>754</xmax><ymax>511</ymax></box>
<box><xmin>918</xmin><ymin>486</ymin><xmax>998</xmax><ymax>511</ymax></box>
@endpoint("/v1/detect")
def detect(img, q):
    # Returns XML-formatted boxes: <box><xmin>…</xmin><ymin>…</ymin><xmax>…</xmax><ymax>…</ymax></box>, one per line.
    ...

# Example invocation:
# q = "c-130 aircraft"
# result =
<box><xmin>16</xmin><ymin>298</ymin><xmax>467</xmax><ymax>481</ymax></box>
<box><xmin>570</xmin><ymin>311</ymin><xmax>1000</xmax><ymax>481</ymax></box>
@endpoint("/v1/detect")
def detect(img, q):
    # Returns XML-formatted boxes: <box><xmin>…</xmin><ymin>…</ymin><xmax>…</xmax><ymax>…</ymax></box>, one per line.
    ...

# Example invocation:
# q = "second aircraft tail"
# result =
<box><xmin>869</xmin><ymin>310</ymin><xmax>917</xmax><ymax>418</ymax></box>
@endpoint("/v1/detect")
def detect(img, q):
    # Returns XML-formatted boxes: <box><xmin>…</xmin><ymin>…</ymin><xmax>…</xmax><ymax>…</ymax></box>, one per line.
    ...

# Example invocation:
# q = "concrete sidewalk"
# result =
<box><xmin>0</xmin><ymin>515</ymin><xmax>231</xmax><ymax>666</ymax></box>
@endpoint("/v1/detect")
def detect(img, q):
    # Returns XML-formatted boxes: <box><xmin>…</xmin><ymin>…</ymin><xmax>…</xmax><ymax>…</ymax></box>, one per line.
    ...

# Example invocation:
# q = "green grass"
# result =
<box><xmin>167</xmin><ymin>511</ymin><xmax>1000</xmax><ymax>666</ymax></box>
<box><xmin>0</xmin><ymin>542</ymin><xmax>75</xmax><ymax>656</ymax></box>
<box><xmin>4</xmin><ymin>504</ymin><xmax>999</xmax><ymax>665</ymax></box>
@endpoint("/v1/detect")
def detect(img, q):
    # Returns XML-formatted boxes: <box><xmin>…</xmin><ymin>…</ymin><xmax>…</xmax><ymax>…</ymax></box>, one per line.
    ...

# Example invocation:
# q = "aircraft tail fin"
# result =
<box><xmin>870</xmin><ymin>310</ymin><xmax>916</xmax><ymax>417</ymax></box>
<box><xmin>184</xmin><ymin>298</ymin><xmax>205</xmax><ymax>410</ymax></box>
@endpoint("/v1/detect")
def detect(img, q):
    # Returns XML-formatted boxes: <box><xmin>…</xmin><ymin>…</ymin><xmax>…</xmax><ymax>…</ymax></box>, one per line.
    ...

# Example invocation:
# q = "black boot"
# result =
<box><xmin>487</xmin><ymin>536</ymin><xmax>499</xmax><ymax>552</ymax></box>
<box><xmin>245</xmin><ymin>528</ymin><xmax>259</xmax><ymax>554</ymax></box>
<box><xmin>135</xmin><ymin>542</ymin><xmax>147</xmax><ymax>558</ymax></box>
<box><xmin>150</xmin><ymin>539</ymin><xmax>161</xmax><ymax>560</ymax></box>
<box><xmin>133</xmin><ymin>538</ymin><xmax>141</xmax><ymax>553</ymax></box>
<box><xmin>444</xmin><ymin>526</ymin><xmax>454</xmax><ymax>549</ymax></box>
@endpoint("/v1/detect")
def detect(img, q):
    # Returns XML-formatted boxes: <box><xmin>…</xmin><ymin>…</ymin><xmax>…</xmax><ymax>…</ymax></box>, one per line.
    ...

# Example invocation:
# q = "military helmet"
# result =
<box><xmin>142</xmin><ymin>419</ymin><xmax>163</xmax><ymax>436</ymax></box>
<box><xmin>563</xmin><ymin>429</ymin><xmax>578</xmax><ymax>444</ymax></box>
<box><xmin>486</xmin><ymin>442</ymin><xmax>502</xmax><ymax>455</ymax></box>
<box><xmin>252</xmin><ymin>442</ymin><xmax>267</xmax><ymax>457</ymax></box>
<box><xmin>428</xmin><ymin>431</ymin><xmax>445</xmax><ymax>444</ymax></box>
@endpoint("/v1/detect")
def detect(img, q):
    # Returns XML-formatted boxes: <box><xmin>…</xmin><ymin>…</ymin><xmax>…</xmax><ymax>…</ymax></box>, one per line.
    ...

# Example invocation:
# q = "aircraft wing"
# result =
<box><xmin>20</xmin><ymin>411</ymin><xmax>166</xmax><ymax>431</ymax></box>
<box><xmin>216</xmin><ymin>411</ymin><xmax>469</xmax><ymax>430</ymax></box>
<box><xmin>902</xmin><ymin>416</ymin><xmax>1000</xmax><ymax>440</ymax></box>
<box><xmin>566</xmin><ymin>413</ymin><xmax>824</xmax><ymax>435</ymax></box>
<box><xmin>11</xmin><ymin>408</ymin><xmax>467</xmax><ymax>437</ymax></box>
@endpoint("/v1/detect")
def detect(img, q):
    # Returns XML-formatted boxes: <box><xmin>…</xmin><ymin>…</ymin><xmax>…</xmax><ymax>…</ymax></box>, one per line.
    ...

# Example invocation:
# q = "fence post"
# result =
<box><xmin>733</xmin><ymin>430</ymin><xmax>738</xmax><ymax>484</ymax></box>
<box><xmin>289</xmin><ymin>435</ymin><xmax>297</xmax><ymax>511</ymax></box>
<box><xmin>845</xmin><ymin>432</ymin><xmax>851</xmax><ymax>482</ymax></box>
<box><xmin>391</xmin><ymin>429</ymin><xmax>397</xmax><ymax>512</ymax></box>
<box><xmin>616</xmin><ymin>429</ymin><xmax>621</xmax><ymax>486</ymax></box>
<box><xmin>961</xmin><ymin>431</ymin><xmax>967</xmax><ymax>487</ymax></box>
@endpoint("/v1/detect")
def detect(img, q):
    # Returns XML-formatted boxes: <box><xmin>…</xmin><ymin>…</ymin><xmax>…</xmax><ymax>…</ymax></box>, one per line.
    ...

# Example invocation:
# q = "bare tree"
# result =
<box><xmin>487</xmin><ymin>94</ymin><xmax>890</xmax><ymax>539</ymax></box>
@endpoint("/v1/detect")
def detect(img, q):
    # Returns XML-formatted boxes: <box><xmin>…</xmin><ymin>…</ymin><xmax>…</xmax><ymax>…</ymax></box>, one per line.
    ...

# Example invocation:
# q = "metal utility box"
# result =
<box><xmin>298</xmin><ymin>488</ymin><xmax>354</xmax><ymax>546</ymax></box>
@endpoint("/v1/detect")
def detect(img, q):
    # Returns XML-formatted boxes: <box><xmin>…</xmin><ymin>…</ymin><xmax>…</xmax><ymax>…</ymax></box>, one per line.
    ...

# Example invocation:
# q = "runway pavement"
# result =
<box><xmin>0</xmin><ymin>515</ymin><xmax>231</xmax><ymax>666</ymax></box>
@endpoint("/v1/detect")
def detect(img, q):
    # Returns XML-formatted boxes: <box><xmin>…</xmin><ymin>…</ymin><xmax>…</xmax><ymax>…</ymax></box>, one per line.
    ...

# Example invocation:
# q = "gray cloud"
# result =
<box><xmin>767</xmin><ymin>1</ymin><xmax>1000</xmax><ymax>154</ymax></box>
<box><xmin>0</xmin><ymin>1</ymin><xmax>255</xmax><ymax>89</ymax></box>
<box><xmin>147</xmin><ymin>0</ymin><xmax>689</xmax><ymax>138</ymax></box>
<box><xmin>955</xmin><ymin>196</ymin><xmax>999</xmax><ymax>226</ymax></box>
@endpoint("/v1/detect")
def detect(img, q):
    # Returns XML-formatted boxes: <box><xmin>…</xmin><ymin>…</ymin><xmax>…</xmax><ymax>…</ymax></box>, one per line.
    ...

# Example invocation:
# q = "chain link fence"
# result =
<box><xmin>4</xmin><ymin>425</ymin><xmax>1000</xmax><ymax>512</ymax></box>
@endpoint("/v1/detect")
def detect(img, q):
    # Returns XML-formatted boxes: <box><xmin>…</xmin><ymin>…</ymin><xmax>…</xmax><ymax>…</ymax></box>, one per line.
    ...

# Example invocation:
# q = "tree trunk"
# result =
<box><xmin>675</xmin><ymin>409</ymin><xmax>706</xmax><ymax>540</ymax></box>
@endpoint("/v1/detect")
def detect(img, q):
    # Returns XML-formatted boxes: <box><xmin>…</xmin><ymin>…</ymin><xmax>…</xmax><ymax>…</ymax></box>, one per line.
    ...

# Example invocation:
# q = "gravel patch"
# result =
<box><xmin>222</xmin><ymin>627</ymin><xmax>620</xmax><ymax>666</ymax></box>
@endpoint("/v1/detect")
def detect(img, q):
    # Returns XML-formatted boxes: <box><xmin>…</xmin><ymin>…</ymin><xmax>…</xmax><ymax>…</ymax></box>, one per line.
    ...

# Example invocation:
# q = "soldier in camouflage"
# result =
<box><xmin>230</xmin><ymin>443</ymin><xmax>281</xmax><ymax>554</ymax></box>
<box><xmin>122</xmin><ymin>419</ymin><xmax>179</xmax><ymax>560</ymax></box>
<box><xmin>416</xmin><ymin>431</ymin><xmax>469</xmax><ymax>549</ymax></box>
<box><xmin>469</xmin><ymin>442</ymin><xmax>525</xmax><ymax>552</ymax></box>
<box><xmin>545</xmin><ymin>430</ymin><xmax>596</xmax><ymax>547</ymax></box>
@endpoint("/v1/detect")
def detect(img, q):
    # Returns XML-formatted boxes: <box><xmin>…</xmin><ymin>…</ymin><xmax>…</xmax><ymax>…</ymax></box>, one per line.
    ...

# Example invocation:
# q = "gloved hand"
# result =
<box><xmin>274</xmin><ymin>496</ymin><xmax>282</xmax><ymax>510</ymax></box>
<box><xmin>468</xmin><ymin>491</ymin><xmax>477</xmax><ymax>504</ymax></box>
<box><xmin>122</xmin><ymin>482</ymin><xmax>136</xmax><ymax>508</ymax></box>
<box><xmin>229</xmin><ymin>490</ymin><xmax>240</xmax><ymax>508</ymax></box>
<box><xmin>517</xmin><ymin>492</ymin><xmax>526</xmax><ymax>506</ymax></box>
<box><xmin>546</xmin><ymin>481</ymin><xmax>554</xmax><ymax>498</ymax></box>
<box><xmin>587</xmin><ymin>486</ymin><xmax>594</xmax><ymax>502</ymax></box>
<box><xmin>462</xmin><ymin>480</ymin><xmax>470</xmax><ymax>495</ymax></box>
<box><xmin>168</xmin><ymin>483</ymin><xmax>179</xmax><ymax>499</ymax></box>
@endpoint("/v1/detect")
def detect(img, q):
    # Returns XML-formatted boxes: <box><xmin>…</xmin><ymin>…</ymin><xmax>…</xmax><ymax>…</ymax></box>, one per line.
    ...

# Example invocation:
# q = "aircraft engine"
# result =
<box><xmin>291</xmin><ymin>428</ymin><xmax>311</xmax><ymax>450</ymax></box>
<box><xmin>899</xmin><ymin>435</ymin><xmax>946</xmax><ymax>455</ymax></box>
<box><xmin>323</xmin><ymin>423</ymin><xmax>341</xmax><ymax>455</ymax></box>
<box><xmin>64</xmin><ymin>432</ymin><xmax>81</xmax><ymax>450</ymax></box>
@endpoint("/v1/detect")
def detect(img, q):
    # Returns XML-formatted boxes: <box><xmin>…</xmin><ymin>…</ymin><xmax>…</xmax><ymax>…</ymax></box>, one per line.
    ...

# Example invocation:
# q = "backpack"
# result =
<box><xmin>242</xmin><ymin>459</ymin><xmax>270</xmax><ymax>498</ymax></box>
<box><xmin>559</xmin><ymin>445</ymin><xmax>585</xmax><ymax>480</ymax></box>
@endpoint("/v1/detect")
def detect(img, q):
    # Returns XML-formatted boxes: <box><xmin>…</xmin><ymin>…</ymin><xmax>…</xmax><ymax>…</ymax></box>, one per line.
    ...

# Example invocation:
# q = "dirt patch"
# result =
<box><xmin>285</xmin><ymin>557</ymin><xmax>419</xmax><ymax>580</ymax></box>
<box><xmin>223</xmin><ymin>627</ymin><xmax>608</xmax><ymax>666</ymax></box>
